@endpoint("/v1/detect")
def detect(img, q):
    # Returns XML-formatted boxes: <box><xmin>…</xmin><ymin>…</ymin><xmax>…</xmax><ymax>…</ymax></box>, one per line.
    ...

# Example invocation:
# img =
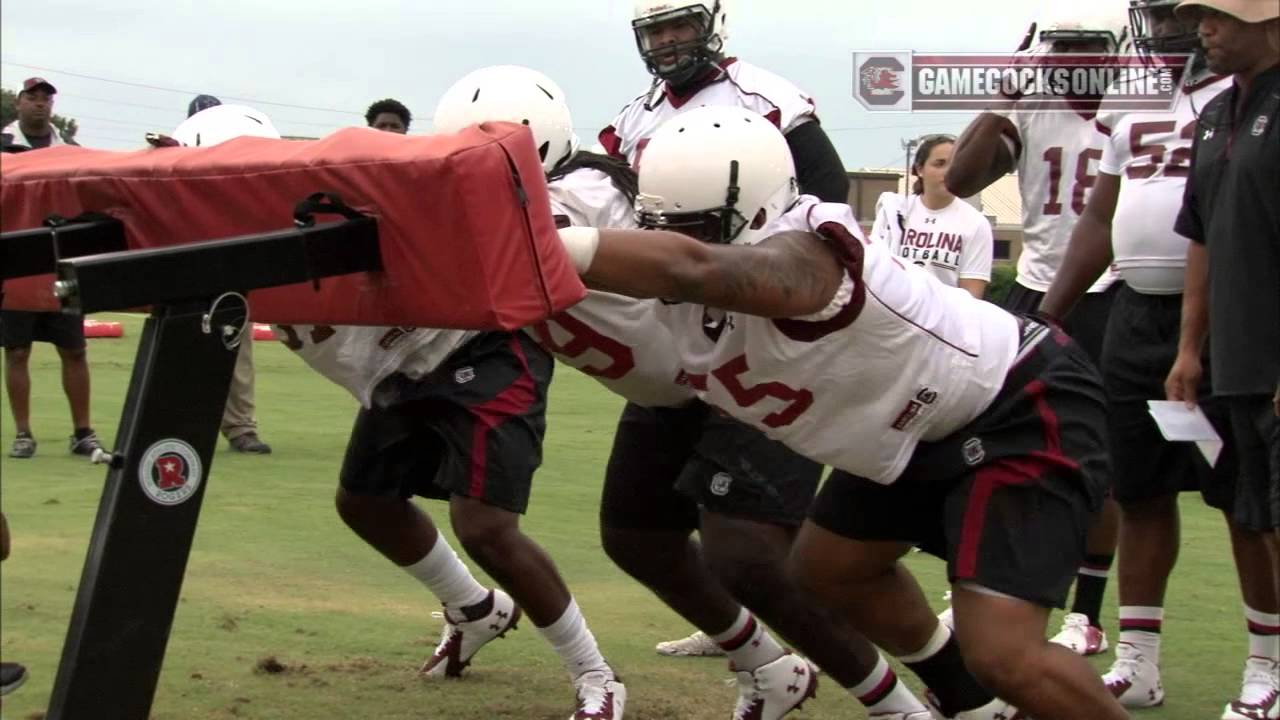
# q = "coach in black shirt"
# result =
<box><xmin>1167</xmin><ymin>0</ymin><xmax>1279</xmax><ymax>534</ymax></box>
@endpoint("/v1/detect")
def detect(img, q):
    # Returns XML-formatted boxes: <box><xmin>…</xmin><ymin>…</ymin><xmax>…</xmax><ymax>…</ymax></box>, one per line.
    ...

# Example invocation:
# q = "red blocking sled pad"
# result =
<box><xmin>0</xmin><ymin>123</ymin><xmax>585</xmax><ymax>330</ymax></box>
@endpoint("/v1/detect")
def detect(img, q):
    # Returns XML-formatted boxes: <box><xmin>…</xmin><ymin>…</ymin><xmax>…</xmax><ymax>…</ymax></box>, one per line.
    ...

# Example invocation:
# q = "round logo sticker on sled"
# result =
<box><xmin>138</xmin><ymin>439</ymin><xmax>203</xmax><ymax>506</ymax></box>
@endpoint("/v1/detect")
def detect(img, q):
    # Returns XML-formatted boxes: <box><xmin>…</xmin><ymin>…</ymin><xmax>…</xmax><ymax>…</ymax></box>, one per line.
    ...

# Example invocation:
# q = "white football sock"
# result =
<box><xmin>401</xmin><ymin>533</ymin><xmax>489</xmax><ymax>615</ymax></box>
<box><xmin>536</xmin><ymin>598</ymin><xmax>611</xmax><ymax>679</ymax></box>
<box><xmin>849</xmin><ymin>652</ymin><xmax>930</xmax><ymax>715</ymax></box>
<box><xmin>712</xmin><ymin>608</ymin><xmax>785</xmax><ymax>672</ymax></box>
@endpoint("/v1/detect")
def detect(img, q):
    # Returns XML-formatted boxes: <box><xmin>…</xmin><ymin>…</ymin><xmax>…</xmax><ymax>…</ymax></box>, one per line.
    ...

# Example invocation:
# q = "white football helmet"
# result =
<box><xmin>632</xmin><ymin>1</ymin><xmax>729</xmax><ymax>85</ymax></box>
<box><xmin>171</xmin><ymin>104</ymin><xmax>280</xmax><ymax>147</ymax></box>
<box><xmin>635</xmin><ymin>106</ymin><xmax>797</xmax><ymax>247</ymax></box>
<box><xmin>1035</xmin><ymin>14</ymin><xmax>1131</xmax><ymax>54</ymax></box>
<box><xmin>432</xmin><ymin>65</ymin><xmax>579</xmax><ymax>175</ymax></box>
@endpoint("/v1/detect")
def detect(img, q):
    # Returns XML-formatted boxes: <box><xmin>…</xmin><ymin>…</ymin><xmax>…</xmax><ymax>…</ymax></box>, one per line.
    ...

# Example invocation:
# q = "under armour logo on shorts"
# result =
<box><xmin>454</xmin><ymin>367</ymin><xmax>476</xmax><ymax>384</ymax></box>
<box><xmin>710</xmin><ymin>472</ymin><xmax>733</xmax><ymax>496</ymax></box>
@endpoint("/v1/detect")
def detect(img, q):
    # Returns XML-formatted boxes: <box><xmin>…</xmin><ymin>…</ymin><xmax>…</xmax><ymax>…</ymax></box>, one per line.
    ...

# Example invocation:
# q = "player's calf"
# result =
<box><xmin>952</xmin><ymin>587</ymin><xmax>1127</xmax><ymax>720</ymax></box>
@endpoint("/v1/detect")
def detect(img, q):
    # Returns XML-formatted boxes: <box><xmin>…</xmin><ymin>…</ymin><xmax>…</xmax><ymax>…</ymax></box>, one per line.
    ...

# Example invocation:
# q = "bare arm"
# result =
<box><xmin>1165</xmin><ymin>241</ymin><xmax>1210</xmax><ymax>406</ymax></box>
<box><xmin>581</xmin><ymin>229</ymin><xmax>845</xmax><ymax>319</ymax></box>
<box><xmin>1039</xmin><ymin>172</ymin><xmax>1120</xmax><ymax>320</ymax></box>
<box><xmin>946</xmin><ymin>112</ymin><xmax>1018</xmax><ymax>198</ymax></box>
<box><xmin>958</xmin><ymin>278</ymin><xmax>988</xmax><ymax>299</ymax></box>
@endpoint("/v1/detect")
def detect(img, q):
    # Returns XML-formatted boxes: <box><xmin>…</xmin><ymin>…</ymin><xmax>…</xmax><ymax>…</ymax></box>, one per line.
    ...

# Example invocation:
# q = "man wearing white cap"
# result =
<box><xmin>1166</xmin><ymin>1</ymin><xmax>1280</xmax><ymax>718</ymax></box>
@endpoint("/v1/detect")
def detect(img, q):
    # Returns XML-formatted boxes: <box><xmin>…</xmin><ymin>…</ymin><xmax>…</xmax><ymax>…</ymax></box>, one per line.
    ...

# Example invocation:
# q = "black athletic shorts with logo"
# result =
<box><xmin>1</xmin><ymin>310</ymin><xmax>86</xmax><ymax>351</ymax></box>
<box><xmin>339</xmin><ymin>331</ymin><xmax>551</xmax><ymax>514</ymax></box>
<box><xmin>1003</xmin><ymin>282</ymin><xmax>1116</xmax><ymax>366</ymax></box>
<box><xmin>1101</xmin><ymin>284</ymin><xmax>1236</xmax><ymax>507</ymax></box>
<box><xmin>809</xmin><ymin>319</ymin><xmax>1110</xmax><ymax>608</ymax></box>
<box><xmin>599</xmin><ymin>400</ymin><xmax>825</xmax><ymax>531</ymax></box>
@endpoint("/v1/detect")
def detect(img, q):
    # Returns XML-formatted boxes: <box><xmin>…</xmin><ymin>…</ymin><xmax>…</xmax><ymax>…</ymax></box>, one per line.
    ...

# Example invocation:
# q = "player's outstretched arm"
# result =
<box><xmin>559</xmin><ymin>227</ymin><xmax>844</xmax><ymax>318</ymax></box>
<box><xmin>1039</xmin><ymin>172</ymin><xmax>1120</xmax><ymax>321</ymax></box>
<box><xmin>946</xmin><ymin>112</ymin><xmax>1018</xmax><ymax>198</ymax></box>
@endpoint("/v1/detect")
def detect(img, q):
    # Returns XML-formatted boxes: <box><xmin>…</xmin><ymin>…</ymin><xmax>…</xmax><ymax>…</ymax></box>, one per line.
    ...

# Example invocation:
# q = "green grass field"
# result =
<box><xmin>0</xmin><ymin>314</ymin><xmax>1250</xmax><ymax>719</ymax></box>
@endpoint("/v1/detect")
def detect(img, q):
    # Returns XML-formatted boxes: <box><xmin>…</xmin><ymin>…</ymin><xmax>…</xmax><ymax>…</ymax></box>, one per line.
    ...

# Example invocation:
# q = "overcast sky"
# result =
<box><xmin>1</xmin><ymin>0</ymin><xmax>1113</xmax><ymax>169</ymax></box>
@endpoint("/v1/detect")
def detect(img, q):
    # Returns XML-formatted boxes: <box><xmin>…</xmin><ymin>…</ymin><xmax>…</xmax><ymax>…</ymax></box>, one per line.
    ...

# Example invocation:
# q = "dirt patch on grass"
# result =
<box><xmin>253</xmin><ymin>655</ymin><xmax>306</xmax><ymax>675</ymax></box>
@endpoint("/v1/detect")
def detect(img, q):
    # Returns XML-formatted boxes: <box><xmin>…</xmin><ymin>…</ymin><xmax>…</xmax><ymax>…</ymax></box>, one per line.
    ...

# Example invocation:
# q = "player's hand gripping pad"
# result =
<box><xmin>0</xmin><ymin>123</ymin><xmax>585</xmax><ymax>329</ymax></box>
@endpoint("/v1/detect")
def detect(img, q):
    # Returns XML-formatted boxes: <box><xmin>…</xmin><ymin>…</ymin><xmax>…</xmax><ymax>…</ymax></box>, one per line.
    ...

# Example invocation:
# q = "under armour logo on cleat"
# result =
<box><xmin>497</xmin><ymin>610</ymin><xmax>509</xmax><ymax>619</ymax></box>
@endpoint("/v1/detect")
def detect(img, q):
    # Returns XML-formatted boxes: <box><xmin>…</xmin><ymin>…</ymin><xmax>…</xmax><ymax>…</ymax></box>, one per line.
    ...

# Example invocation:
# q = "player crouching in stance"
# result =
<box><xmin>433</xmin><ymin>64</ymin><xmax>946</xmax><ymax>720</ymax></box>
<box><xmin>554</xmin><ymin>105</ymin><xmax>1129</xmax><ymax>720</ymax></box>
<box><xmin>177</xmin><ymin>106</ymin><xmax>626</xmax><ymax>719</ymax></box>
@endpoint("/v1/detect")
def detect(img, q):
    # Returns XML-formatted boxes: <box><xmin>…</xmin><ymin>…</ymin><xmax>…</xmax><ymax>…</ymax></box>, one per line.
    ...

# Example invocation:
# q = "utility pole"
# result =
<box><xmin>901</xmin><ymin>137</ymin><xmax>918</xmax><ymax>192</ymax></box>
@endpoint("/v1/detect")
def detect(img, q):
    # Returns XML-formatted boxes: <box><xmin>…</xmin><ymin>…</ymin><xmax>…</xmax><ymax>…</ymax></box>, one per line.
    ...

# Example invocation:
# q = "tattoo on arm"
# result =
<box><xmin>691</xmin><ymin>231</ymin><xmax>842</xmax><ymax>317</ymax></box>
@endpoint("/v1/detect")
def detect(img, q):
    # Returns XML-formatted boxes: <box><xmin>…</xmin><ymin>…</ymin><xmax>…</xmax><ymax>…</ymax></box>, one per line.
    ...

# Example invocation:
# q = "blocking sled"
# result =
<box><xmin>0</xmin><ymin>123</ymin><xmax>585</xmax><ymax>330</ymax></box>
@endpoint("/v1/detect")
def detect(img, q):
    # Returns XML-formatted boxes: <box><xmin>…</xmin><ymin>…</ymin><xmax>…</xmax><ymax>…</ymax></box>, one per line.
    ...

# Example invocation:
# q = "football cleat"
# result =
<box><xmin>732</xmin><ymin>652</ymin><xmax>818</xmax><ymax>720</ymax></box>
<box><xmin>9</xmin><ymin>433</ymin><xmax>35</xmax><ymax>459</ymax></box>
<box><xmin>0</xmin><ymin>662</ymin><xmax>28</xmax><ymax>696</ymax></box>
<box><xmin>1222</xmin><ymin>656</ymin><xmax>1279</xmax><ymax>720</ymax></box>
<box><xmin>419</xmin><ymin>589</ymin><xmax>521</xmax><ymax>678</ymax></box>
<box><xmin>572</xmin><ymin>669</ymin><xmax>626</xmax><ymax>719</ymax></box>
<box><xmin>1049</xmin><ymin>612</ymin><xmax>1109</xmax><ymax>656</ymax></box>
<box><xmin>655</xmin><ymin>630</ymin><xmax>726</xmax><ymax>657</ymax></box>
<box><xmin>926</xmin><ymin>692</ymin><xmax>1026</xmax><ymax>720</ymax></box>
<box><xmin>1103</xmin><ymin>642</ymin><xmax>1164</xmax><ymax>708</ymax></box>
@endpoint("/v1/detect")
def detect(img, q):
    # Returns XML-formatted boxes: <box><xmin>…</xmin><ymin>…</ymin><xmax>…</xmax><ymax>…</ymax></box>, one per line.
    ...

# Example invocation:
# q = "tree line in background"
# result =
<box><xmin>1</xmin><ymin>87</ymin><xmax>80</xmax><ymax>143</ymax></box>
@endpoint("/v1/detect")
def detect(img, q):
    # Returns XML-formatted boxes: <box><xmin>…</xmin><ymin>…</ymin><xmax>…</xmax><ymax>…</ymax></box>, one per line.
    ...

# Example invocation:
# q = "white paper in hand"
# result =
<box><xmin>1146</xmin><ymin>400</ymin><xmax>1223</xmax><ymax>467</ymax></box>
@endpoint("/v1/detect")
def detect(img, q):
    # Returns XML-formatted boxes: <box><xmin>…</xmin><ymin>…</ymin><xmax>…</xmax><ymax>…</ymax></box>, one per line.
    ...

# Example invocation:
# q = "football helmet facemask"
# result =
<box><xmin>632</xmin><ymin>1</ymin><xmax>729</xmax><ymax>86</ymax></box>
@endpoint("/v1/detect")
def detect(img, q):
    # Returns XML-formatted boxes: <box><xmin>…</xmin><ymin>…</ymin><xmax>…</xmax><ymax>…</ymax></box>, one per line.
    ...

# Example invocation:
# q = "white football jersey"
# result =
<box><xmin>1006</xmin><ymin>105</ymin><xmax>1114</xmax><ymax>292</ymax></box>
<box><xmin>658</xmin><ymin>196</ymin><xmax>1019</xmax><ymax>484</ymax></box>
<box><xmin>526</xmin><ymin>166</ymin><xmax>696</xmax><ymax>408</ymax></box>
<box><xmin>875</xmin><ymin>194</ymin><xmax>994</xmax><ymax>288</ymax></box>
<box><xmin>274</xmin><ymin>324</ymin><xmax>476</xmax><ymax>409</ymax></box>
<box><xmin>599</xmin><ymin>59</ymin><xmax>817</xmax><ymax>168</ymax></box>
<box><xmin>1096</xmin><ymin>73</ymin><xmax>1231</xmax><ymax>294</ymax></box>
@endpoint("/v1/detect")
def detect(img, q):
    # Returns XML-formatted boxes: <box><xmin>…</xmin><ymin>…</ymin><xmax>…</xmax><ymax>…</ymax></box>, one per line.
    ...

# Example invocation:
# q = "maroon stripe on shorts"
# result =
<box><xmin>955</xmin><ymin>457</ymin><xmax>1039</xmax><ymax>578</ymax></box>
<box><xmin>468</xmin><ymin>337</ymin><xmax>537</xmax><ymax>499</ymax></box>
<box><xmin>956</xmin><ymin>376</ymin><xmax>1076</xmax><ymax>578</ymax></box>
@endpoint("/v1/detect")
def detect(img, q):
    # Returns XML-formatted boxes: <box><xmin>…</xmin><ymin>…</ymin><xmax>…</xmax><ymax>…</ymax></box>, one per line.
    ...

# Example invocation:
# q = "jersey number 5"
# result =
<box><xmin>1042</xmin><ymin>146</ymin><xmax>1102</xmax><ymax>216</ymax></box>
<box><xmin>712</xmin><ymin>354</ymin><xmax>813</xmax><ymax>428</ymax></box>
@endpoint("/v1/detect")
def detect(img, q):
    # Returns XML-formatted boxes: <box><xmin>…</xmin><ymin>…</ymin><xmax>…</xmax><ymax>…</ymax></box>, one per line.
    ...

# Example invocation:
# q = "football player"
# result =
<box><xmin>556</xmin><ymin>105</ymin><xmax>1124</xmax><ymax>719</ymax></box>
<box><xmin>434</xmin><ymin>64</ymin><xmax>941</xmax><ymax>720</ymax></box>
<box><xmin>172</xmin><ymin>104</ymin><xmax>627</xmax><ymax>719</ymax></box>
<box><xmin>1042</xmin><ymin>1</ymin><xmax>1280</xmax><ymax>716</ymax></box>
<box><xmin>601</xmin><ymin>1</ymin><xmax>848</xmax><ymax>204</ymax></box>
<box><xmin>600</xmin><ymin>0</ymin><xmax>852</xmax><ymax>666</ymax></box>
<box><xmin>946</xmin><ymin>13</ymin><xmax>1131</xmax><ymax>656</ymax></box>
